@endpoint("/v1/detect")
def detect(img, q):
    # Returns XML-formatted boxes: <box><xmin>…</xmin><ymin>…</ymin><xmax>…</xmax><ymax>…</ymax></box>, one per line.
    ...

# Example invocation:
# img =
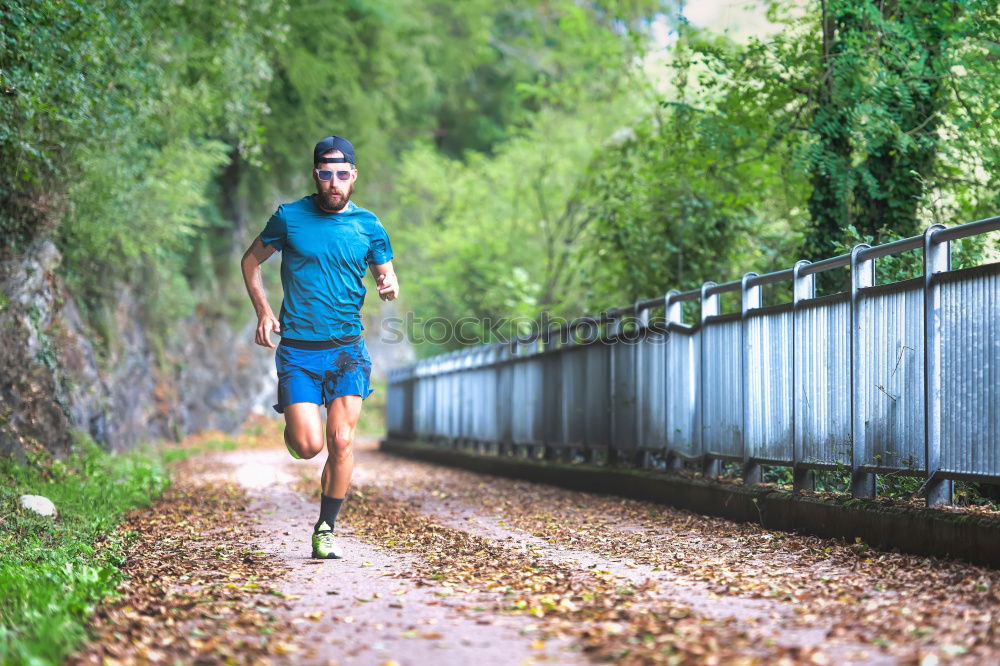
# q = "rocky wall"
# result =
<box><xmin>0</xmin><ymin>240</ymin><xmax>275</xmax><ymax>456</ymax></box>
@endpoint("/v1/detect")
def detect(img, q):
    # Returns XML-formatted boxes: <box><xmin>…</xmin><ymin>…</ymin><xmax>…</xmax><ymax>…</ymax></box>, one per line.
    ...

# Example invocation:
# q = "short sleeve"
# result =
<box><xmin>365</xmin><ymin>220</ymin><xmax>393</xmax><ymax>265</ymax></box>
<box><xmin>260</xmin><ymin>207</ymin><xmax>287</xmax><ymax>252</ymax></box>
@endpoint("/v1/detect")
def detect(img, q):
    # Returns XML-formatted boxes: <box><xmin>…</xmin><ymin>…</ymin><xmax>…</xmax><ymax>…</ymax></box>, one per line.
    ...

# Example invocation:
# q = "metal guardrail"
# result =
<box><xmin>386</xmin><ymin>217</ymin><xmax>1000</xmax><ymax>506</ymax></box>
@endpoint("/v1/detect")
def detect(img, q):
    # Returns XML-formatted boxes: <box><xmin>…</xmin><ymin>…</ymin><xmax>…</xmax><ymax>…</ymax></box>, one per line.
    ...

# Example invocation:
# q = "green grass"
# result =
<box><xmin>0</xmin><ymin>433</ymin><xmax>168</xmax><ymax>665</ymax></box>
<box><xmin>161</xmin><ymin>437</ymin><xmax>237</xmax><ymax>464</ymax></box>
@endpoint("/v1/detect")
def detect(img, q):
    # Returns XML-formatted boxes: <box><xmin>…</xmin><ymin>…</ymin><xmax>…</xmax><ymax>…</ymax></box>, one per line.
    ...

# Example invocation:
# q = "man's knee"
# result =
<box><xmin>287</xmin><ymin>428</ymin><xmax>324</xmax><ymax>459</ymax></box>
<box><xmin>327</xmin><ymin>426</ymin><xmax>355</xmax><ymax>459</ymax></box>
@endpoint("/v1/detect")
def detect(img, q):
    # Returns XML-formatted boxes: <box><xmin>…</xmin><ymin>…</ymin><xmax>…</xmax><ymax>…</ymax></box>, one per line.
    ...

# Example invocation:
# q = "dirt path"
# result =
<box><xmin>221</xmin><ymin>451</ymin><xmax>585</xmax><ymax>665</ymax></box>
<box><xmin>75</xmin><ymin>432</ymin><xmax>1000</xmax><ymax>665</ymax></box>
<box><xmin>343</xmin><ymin>446</ymin><xmax>1000</xmax><ymax>665</ymax></box>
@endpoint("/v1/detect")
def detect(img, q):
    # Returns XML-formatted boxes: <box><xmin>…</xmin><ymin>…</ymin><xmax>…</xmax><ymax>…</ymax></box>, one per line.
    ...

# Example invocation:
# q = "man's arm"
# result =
<box><xmin>240</xmin><ymin>236</ymin><xmax>280</xmax><ymax>348</ymax></box>
<box><xmin>369</xmin><ymin>260</ymin><xmax>399</xmax><ymax>301</ymax></box>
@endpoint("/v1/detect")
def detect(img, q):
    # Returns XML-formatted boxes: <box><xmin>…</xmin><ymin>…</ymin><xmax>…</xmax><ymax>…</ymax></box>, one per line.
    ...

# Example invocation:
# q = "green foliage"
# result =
<box><xmin>763</xmin><ymin>465</ymin><xmax>794</xmax><ymax>486</ymax></box>
<box><xmin>955</xmin><ymin>481</ymin><xmax>1000</xmax><ymax>511</ymax></box>
<box><xmin>392</xmin><ymin>98</ymin><xmax>639</xmax><ymax>353</ymax></box>
<box><xmin>337</xmin><ymin>2</ymin><xmax>670</xmax><ymax>353</ymax></box>
<box><xmin>3</xmin><ymin>0</ymin><xmax>997</xmax><ymax>365</ymax></box>
<box><xmin>252</xmin><ymin>0</ymin><xmax>665</xmax><ymax>213</ymax></box>
<box><xmin>256</xmin><ymin>0</ymin><xmax>538</xmax><ymax>213</ymax></box>
<box><xmin>2</xmin><ymin>0</ymin><xmax>278</xmax><ymax>355</ymax></box>
<box><xmin>577</xmin><ymin>0</ymin><xmax>999</xmax><ymax>311</ymax></box>
<box><xmin>577</xmin><ymin>25</ymin><xmax>810</xmax><ymax>308</ymax></box>
<box><xmin>0</xmin><ymin>434</ymin><xmax>168</xmax><ymax>664</ymax></box>
<box><xmin>681</xmin><ymin>0</ymin><xmax>1000</xmax><ymax>260</ymax></box>
<box><xmin>814</xmin><ymin>469</ymin><xmax>851</xmax><ymax>494</ymax></box>
<box><xmin>876</xmin><ymin>470</ymin><xmax>925</xmax><ymax>499</ymax></box>
<box><xmin>1</xmin><ymin>0</ymin><xmax>141</xmax><ymax>249</ymax></box>
<box><xmin>2</xmin><ymin>0</ymin><xmax>675</xmax><ymax>359</ymax></box>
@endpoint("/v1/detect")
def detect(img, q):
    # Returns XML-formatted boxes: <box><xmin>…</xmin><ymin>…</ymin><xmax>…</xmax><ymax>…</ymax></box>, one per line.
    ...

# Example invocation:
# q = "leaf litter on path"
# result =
<box><xmin>297</xmin><ymin>475</ymin><xmax>800</xmax><ymax>664</ymax></box>
<box><xmin>346</xmin><ymin>448</ymin><xmax>1000</xmax><ymax>665</ymax></box>
<box><xmin>72</xmin><ymin>414</ymin><xmax>998</xmax><ymax>665</ymax></box>
<box><xmin>70</xmin><ymin>459</ymin><xmax>297</xmax><ymax>665</ymax></box>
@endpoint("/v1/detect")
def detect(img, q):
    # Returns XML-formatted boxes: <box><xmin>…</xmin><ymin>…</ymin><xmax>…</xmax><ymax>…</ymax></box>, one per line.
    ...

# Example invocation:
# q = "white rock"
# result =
<box><xmin>20</xmin><ymin>495</ymin><xmax>57</xmax><ymax>518</ymax></box>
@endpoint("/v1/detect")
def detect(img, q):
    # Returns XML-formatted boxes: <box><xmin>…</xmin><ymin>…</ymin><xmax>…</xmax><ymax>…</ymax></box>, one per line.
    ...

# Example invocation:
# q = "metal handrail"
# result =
<box><xmin>387</xmin><ymin>217</ymin><xmax>1000</xmax><ymax>508</ymax></box>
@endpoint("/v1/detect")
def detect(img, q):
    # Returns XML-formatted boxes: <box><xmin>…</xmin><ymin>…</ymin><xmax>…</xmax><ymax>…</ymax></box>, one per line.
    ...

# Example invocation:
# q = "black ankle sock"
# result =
<box><xmin>315</xmin><ymin>494</ymin><xmax>344</xmax><ymax>532</ymax></box>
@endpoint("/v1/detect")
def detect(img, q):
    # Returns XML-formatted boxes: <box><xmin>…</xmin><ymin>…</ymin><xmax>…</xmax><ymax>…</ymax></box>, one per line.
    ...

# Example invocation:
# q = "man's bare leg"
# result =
<box><xmin>306</xmin><ymin>396</ymin><xmax>362</xmax><ymax>559</ymax></box>
<box><xmin>322</xmin><ymin>395</ymin><xmax>363</xmax><ymax>497</ymax></box>
<box><xmin>282</xmin><ymin>403</ymin><xmax>325</xmax><ymax>459</ymax></box>
<box><xmin>281</xmin><ymin>397</ymin><xmax>360</xmax><ymax>558</ymax></box>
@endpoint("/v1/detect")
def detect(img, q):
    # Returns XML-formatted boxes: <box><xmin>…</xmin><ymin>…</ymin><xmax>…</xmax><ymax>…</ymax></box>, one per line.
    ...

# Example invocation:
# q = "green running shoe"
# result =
<box><xmin>311</xmin><ymin>521</ymin><xmax>343</xmax><ymax>559</ymax></box>
<box><xmin>285</xmin><ymin>438</ymin><xmax>302</xmax><ymax>460</ymax></box>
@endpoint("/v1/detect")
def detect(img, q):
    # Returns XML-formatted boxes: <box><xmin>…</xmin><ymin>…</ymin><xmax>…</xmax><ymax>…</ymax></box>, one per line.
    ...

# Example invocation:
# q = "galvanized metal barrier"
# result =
<box><xmin>386</xmin><ymin>217</ymin><xmax>1000</xmax><ymax>506</ymax></box>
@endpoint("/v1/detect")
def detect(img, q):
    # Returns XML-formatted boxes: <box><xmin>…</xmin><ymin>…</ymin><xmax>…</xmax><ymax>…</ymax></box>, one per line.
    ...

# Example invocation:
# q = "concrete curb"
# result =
<box><xmin>380</xmin><ymin>439</ymin><xmax>1000</xmax><ymax>568</ymax></box>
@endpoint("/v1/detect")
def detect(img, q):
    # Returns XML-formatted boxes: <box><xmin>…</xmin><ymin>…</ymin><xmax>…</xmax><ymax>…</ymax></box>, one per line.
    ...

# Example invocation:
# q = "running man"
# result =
<box><xmin>239</xmin><ymin>135</ymin><xmax>398</xmax><ymax>559</ymax></box>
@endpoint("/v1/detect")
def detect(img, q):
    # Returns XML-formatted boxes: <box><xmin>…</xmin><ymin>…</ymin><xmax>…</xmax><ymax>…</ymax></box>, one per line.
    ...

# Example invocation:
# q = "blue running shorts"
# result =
<box><xmin>273</xmin><ymin>337</ymin><xmax>373</xmax><ymax>414</ymax></box>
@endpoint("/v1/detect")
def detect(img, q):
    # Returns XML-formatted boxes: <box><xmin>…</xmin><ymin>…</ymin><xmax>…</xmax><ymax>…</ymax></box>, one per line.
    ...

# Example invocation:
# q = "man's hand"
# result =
<box><xmin>255</xmin><ymin>313</ymin><xmax>280</xmax><ymax>348</ymax></box>
<box><xmin>376</xmin><ymin>271</ymin><xmax>399</xmax><ymax>301</ymax></box>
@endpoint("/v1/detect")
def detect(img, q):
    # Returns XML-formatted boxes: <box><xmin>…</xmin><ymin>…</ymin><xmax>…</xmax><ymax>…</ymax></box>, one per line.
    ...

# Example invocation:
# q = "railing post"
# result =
<box><xmin>741</xmin><ymin>272</ymin><xmax>762</xmax><ymax>485</ymax></box>
<box><xmin>543</xmin><ymin>326</ymin><xmax>560</xmax><ymax>461</ymax></box>
<box><xmin>664</xmin><ymin>290</ymin><xmax>684</xmax><ymax>471</ymax></box>
<box><xmin>497</xmin><ymin>342</ymin><xmax>512</xmax><ymax>455</ymax></box>
<box><xmin>608</xmin><ymin>311</ymin><xmax>620</xmax><ymax>464</ymax></box>
<box><xmin>555</xmin><ymin>323</ymin><xmax>571</xmax><ymax>458</ymax></box>
<box><xmin>850</xmin><ymin>244</ymin><xmax>876</xmax><ymax>498</ymax></box>
<box><xmin>428</xmin><ymin>357</ymin><xmax>438</xmax><ymax>444</ymax></box>
<box><xmin>923</xmin><ymin>224</ymin><xmax>952</xmax><ymax>507</ymax></box>
<box><xmin>665</xmin><ymin>290</ymin><xmax>683</xmax><ymax>325</ymax></box>
<box><xmin>450</xmin><ymin>351</ymin><xmax>461</xmax><ymax>445</ymax></box>
<box><xmin>636</xmin><ymin>301</ymin><xmax>650</xmax><ymax>467</ymax></box>
<box><xmin>528</xmin><ymin>337</ymin><xmax>546</xmax><ymax>459</ymax></box>
<box><xmin>508</xmin><ymin>339</ymin><xmax>520</xmax><ymax>455</ymax></box>
<box><xmin>792</xmin><ymin>260</ymin><xmax>816</xmax><ymax>492</ymax></box>
<box><xmin>420</xmin><ymin>359</ymin><xmax>431</xmax><ymax>442</ymax></box>
<box><xmin>474</xmin><ymin>348</ymin><xmax>485</xmax><ymax>448</ymax></box>
<box><xmin>465</xmin><ymin>348</ymin><xmax>475</xmax><ymax>444</ymax></box>
<box><xmin>700</xmin><ymin>281</ymin><xmax>720</xmax><ymax>479</ymax></box>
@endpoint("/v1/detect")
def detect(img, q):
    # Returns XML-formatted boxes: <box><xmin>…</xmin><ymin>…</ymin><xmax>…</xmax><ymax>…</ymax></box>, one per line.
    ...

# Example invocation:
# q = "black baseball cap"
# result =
<box><xmin>313</xmin><ymin>135</ymin><xmax>356</xmax><ymax>166</ymax></box>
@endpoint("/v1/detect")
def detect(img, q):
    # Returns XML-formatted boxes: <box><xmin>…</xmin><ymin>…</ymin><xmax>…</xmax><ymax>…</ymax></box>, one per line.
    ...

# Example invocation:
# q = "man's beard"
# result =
<box><xmin>318</xmin><ymin>183</ymin><xmax>354</xmax><ymax>212</ymax></box>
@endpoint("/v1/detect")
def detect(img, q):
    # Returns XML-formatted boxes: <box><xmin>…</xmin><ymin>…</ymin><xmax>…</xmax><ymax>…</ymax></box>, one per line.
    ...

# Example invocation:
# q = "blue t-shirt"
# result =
<box><xmin>260</xmin><ymin>196</ymin><xmax>393</xmax><ymax>341</ymax></box>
